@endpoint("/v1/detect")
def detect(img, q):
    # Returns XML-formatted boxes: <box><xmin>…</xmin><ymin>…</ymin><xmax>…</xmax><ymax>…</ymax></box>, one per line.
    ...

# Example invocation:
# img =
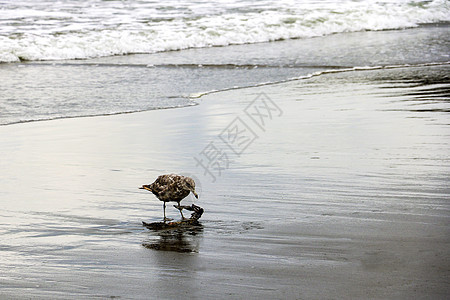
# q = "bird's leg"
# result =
<box><xmin>162</xmin><ymin>203</ymin><xmax>173</xmax><ymax>222</ymax></box>
<box><xmin>177</xmin><ymin>202</ymin><xmax>185</xmax><ymax>220</ymax></box>
<box><xmin>163</xmin><ymin>202</ymin><xmax>167</xmax><ymax>223</ymax></box>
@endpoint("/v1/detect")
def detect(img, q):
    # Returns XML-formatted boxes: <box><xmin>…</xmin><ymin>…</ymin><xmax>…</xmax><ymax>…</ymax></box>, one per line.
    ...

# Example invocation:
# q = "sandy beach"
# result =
<box><xmin>1</xmin><ymin>61</ymin><xmax>449</xmax><ymax>298</ymax></box>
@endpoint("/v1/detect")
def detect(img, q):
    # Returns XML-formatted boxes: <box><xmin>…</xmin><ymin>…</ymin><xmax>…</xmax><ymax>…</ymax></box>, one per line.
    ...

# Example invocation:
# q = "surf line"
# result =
<box><xmin>190</xmin><ymin>61</ymin><xmax>450</xmax><ymax>99</ymax></box>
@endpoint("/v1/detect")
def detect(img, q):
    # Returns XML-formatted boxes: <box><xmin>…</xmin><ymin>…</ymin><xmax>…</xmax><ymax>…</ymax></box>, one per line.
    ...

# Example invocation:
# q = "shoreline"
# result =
<box><xmin>2</xmin><ymin>60</ymin><xmax>449</xmax><ymax>127</ymax></box>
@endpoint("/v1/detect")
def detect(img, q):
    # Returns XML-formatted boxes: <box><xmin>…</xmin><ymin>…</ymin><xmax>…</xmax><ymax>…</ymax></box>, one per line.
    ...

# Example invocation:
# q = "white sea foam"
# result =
<box><xmin>0</xmin><ymin>0</ymin><xmax>449</xmax><ymax>62</ymax></box>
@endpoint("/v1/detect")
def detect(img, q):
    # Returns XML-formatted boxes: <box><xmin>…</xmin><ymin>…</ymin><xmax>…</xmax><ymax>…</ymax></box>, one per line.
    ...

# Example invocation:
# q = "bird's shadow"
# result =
<box><xmin>142</xmin><ymin>224</ymin><xmax>203</xmax><ymax>253</ymax></box>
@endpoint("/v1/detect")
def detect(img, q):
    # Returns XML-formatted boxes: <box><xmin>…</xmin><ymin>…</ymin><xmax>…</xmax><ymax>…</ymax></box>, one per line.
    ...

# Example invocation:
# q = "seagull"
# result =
<box><xmin>140</xmin><ymin>174</ymin><xmax>198</xmax><ymax>221</ymax></box>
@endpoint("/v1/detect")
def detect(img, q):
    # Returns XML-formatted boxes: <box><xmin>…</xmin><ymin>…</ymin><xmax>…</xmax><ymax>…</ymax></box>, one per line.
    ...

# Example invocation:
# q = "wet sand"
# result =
<box><xmin>0</xmin><ymin>65</ymin><xmax>449</xmax><ymax>299</ymax></box>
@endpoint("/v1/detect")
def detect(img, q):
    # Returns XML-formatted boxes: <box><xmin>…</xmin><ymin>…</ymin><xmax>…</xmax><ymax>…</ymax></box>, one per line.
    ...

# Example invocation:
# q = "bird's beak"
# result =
<box><xmin>140</xmin><ymin>185</ymin><xmax>152</xmax><ymax>191</ymax></box>
<box><xmin>193</xmin><ymin>191</ymin><xmax>199</xmax><ymax>199</ymax></box>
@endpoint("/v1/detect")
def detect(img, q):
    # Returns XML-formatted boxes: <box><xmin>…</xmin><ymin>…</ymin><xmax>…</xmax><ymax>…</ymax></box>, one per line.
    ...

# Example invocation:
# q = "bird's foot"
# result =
<box><xmin>163</xmin><ymin>217</ymin><xmax>173</xmax><ymax>223</ymax></box>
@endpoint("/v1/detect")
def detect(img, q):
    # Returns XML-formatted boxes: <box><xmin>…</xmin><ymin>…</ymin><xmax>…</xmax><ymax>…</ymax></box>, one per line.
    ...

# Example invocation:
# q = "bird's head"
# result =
<box><xmin>139</xmin><ymin>184</ymin><xmax>152</xmax><ymax>192</ymax></box>
<box><xmin>184</xmin><ymin>177</ymin><xmax>198</xmax><ymax>199</ymax></box>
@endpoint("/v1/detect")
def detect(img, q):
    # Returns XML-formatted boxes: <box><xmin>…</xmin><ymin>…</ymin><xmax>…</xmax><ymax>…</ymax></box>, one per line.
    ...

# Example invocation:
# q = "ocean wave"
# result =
<box><xmin>0</xmin><ymin>0</ymin><xmax>449</xmax><ymax>63</ymax></box>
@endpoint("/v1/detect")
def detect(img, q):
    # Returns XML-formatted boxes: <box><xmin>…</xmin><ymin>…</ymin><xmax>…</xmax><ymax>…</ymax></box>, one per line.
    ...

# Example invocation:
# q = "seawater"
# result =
<box><xmin>0</xmin><ymin>1</ymin><xmax>449</xmax><ymax>125</ymax></box>
<box><xmin>0</xmin><ymin>23</ymin><xmax>449</xmax><ymax>125</ymax></box>
<box><xmin>1</xmin><ymin>0</ymin><xmax>448</xmax><ymax>62</ymax></box>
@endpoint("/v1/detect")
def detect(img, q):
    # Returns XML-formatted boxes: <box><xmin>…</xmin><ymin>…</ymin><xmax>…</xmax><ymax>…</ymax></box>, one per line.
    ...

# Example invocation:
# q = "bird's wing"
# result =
<box><xmin>150</xmin><ymin>174</ymin><xmax>187</xmax><ymax>201</ymax></box>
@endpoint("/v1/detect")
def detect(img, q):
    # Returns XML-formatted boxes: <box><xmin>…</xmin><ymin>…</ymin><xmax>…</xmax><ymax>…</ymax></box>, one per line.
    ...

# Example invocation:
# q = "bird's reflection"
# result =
<box><xmin>142</xmin><ymin>225</ymin><xmax>203</xmax><ymax>253</ymax></box>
